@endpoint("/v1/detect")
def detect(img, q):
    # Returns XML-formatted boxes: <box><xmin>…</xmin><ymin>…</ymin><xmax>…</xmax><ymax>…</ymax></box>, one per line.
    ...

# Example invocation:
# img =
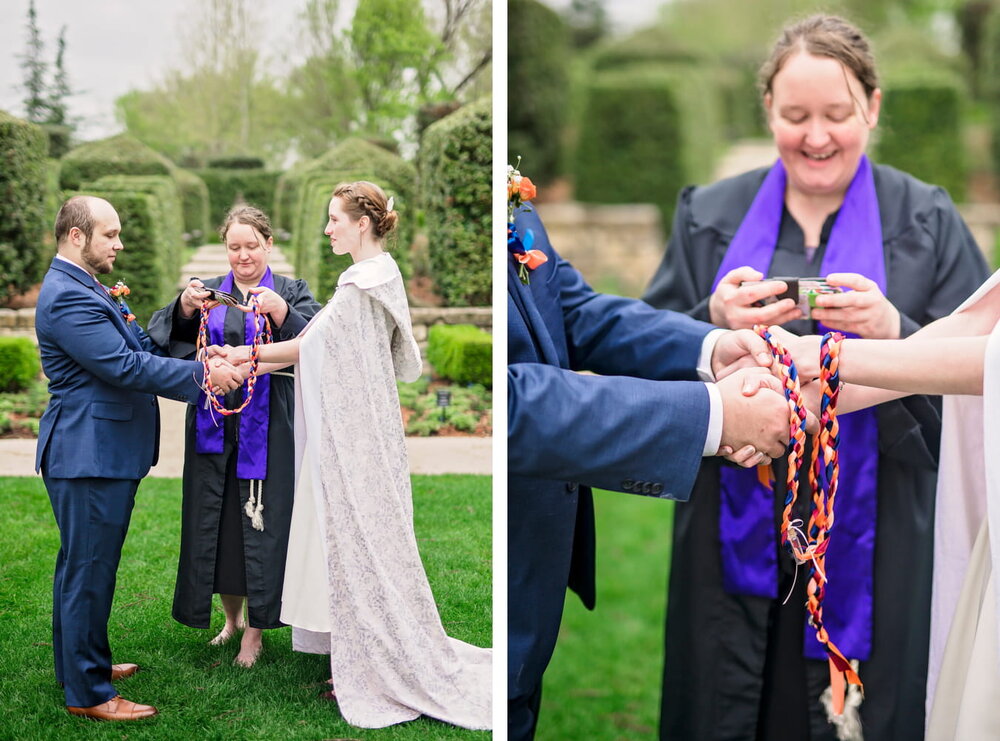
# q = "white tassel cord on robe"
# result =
<box><xmin>924</xmin><ymin>268</ymin><xmax>1000</xmax><ymax>738</ymax></box>
<box><xmin>280</xmin><ymin>254</ymin><xmax>492</xmax><ymax>731</ymax></box>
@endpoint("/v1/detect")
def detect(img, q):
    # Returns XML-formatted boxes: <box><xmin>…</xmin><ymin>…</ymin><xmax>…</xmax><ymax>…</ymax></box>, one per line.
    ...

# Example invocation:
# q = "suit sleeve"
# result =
<box><xmin>508</xmin><ymin>362</ymin><xmax>710</xmax><ymax>499</ymax></box>
<box><xmin>48</xmin><ymin>296</ymin><xmax>204</xmax><ymax>404</ymax></box>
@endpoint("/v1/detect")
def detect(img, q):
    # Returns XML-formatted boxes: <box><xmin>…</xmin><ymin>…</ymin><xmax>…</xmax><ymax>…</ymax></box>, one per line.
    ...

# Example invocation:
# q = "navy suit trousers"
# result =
<box><xmin>44</xmin><ymin>475</ymin><xmax>139</xmax><ymax>707</ymax></box>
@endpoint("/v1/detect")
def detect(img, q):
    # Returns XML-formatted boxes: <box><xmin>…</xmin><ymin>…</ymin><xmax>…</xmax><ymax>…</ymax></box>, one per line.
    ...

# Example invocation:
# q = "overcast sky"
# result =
<box><xmin>0</xmin><ymin>0</ymin><xmax>347</xmax><ymax>141</ymax></box>
<box><xmin>538</xmin><ymin>0</ymin><xmax>663</xmax><ymax>34</ymax></box>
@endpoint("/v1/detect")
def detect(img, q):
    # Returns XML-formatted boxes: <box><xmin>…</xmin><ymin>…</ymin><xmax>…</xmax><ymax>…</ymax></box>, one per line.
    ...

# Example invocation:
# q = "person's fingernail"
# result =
<box><xmin>757</xmin><ymin>352</ymin><xmax>772</xmax><ymax>364</ymax></box>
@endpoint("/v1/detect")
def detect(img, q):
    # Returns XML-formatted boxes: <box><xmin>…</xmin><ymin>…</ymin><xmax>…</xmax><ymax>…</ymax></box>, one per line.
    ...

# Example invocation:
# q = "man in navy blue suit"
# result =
<box><xmin>508</xmin><ymin>205</ymin><xmax>795</xmax><ymax>739</ymax></box>
<box><xmin>35</xmin><ymin>196</ymin><xmax>243</xmax><ymax>721</ymax></box>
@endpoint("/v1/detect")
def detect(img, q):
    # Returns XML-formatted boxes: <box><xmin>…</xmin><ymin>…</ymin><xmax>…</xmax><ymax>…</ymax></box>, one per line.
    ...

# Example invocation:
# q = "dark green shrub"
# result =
<box><xmin>876</xmin><ymin>68</ymin><xmax>969</xmax><ymax>202</ymax></box>
<box><xmin>420</xmin><ymin>99</ymin><xmax>491</xmax><ymax>307</ymax></box>
<box><xmin>426</xmin><ymin>324</ymin><xmax>491</xmax><ymax>386</ymax></box>
<box><xmin>573</xmin><ymin>64</ymin><xmax>722</xmax><ymax>229</ymax></box>
<box><xmin>0</xmin><ymin>338</ymin><xmax>40</xmax><ymax>392</ymax></box>
<box><xmin>74</xmin><ymin>188</ymin><xmax>173</xmax><ymax>324</ymax></box>
<box><xmin>0</xmin><ymin>110</ymin><xmax>49</xmax><ymax>303</ymax></box>
<box><xmin>590</xmin><ymin>27</ymin><xmax>700</xmax><ymax>70</ymax></box>
<box><xmin>85</xmin><ymin>175</ymin><xmax>185</xmax><ymax>287</ymax></box>
<box><xmin>195</xmin><ymin>168</ymin><xmax>282</xmax><ymax>230</ymax></box>
<box><xmin>59</xmin><ymin>134</ymin><xmax>209</xmax><ymax>237</ymax></box>
<box><xmin>207</xmin><ymin>156</ymin><xmax>266</xmax><ymax>169</ymax></box>
<box><xmin>287</xmin><ymin>138</ymin><xmax>416</xmax><ymax>300</ymax></box>
<box><xmin>508</xmin><ymin>0</ymin><xmax>570</xmax><ymax>185</ymax></box>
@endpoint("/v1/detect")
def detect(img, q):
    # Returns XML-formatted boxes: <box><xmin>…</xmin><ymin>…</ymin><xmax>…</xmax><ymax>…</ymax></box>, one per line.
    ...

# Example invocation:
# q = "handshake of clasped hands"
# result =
<box><xmin>180</xmin><ymin>277</ymin><xmax>266</xmax><ymax>396</ymax></box>
<box><xmin>712</xmin><ymin>325</ymin><xmax>826</xmax><ymax>471</ymax></box>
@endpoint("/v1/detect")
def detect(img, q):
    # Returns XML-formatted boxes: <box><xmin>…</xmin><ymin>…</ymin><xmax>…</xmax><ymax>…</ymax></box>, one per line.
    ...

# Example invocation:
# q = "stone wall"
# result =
<box><xmin>0</xmin><ymin>306</ymin><xmax>493</xmax><ymax>356</ymax></box>
<box><xmin>535</xmin><ymin>202</ymin><xmax>665</xmax><ymax>298</ymax></box>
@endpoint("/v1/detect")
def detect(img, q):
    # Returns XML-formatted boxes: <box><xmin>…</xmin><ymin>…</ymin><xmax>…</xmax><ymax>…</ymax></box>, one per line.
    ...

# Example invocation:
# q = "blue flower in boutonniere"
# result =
<box><xmin>108</xmin><ymin>280</ymin><xmax>136</xmax><ymax>323</ymax></box>
<box><xmin>507</xmin><ymin>158</ymin><xmax>548</xmax><ymax>285</ymax></box>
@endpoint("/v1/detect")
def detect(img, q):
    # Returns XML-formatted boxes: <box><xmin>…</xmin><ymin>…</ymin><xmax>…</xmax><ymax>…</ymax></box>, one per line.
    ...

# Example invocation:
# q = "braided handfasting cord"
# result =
<box><xmin>752</xmin><ymin>326</ymin><xmax>862</xmax><ymax>714</ymax></box>
<box><xmin>197</xmin><ymin>295</ymin><xmax>272</xmax><ymax>416</ymax></box>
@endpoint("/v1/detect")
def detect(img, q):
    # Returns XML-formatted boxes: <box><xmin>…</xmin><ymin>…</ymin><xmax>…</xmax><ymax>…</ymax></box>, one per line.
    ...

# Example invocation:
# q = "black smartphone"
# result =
<box><xmin>740</xmin><ymin>277</ymin><xmax>843</xmax><ymax>318</ymax></box>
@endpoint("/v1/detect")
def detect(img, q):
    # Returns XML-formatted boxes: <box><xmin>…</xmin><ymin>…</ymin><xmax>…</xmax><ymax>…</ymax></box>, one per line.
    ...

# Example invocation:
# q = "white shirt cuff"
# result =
<box><xmin>697</xmin><ymin>328</ymin><xmax>726</xmax><ymax>382</ymax></box>
<box><xmin>702</xmin><ymin>382</ymin><xmax>723</xmax><ymax>456</ymax></box>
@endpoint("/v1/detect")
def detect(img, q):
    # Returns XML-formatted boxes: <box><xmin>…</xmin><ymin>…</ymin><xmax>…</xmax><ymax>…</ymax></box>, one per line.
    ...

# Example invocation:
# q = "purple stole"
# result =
<box><xmin>195</xmin><ymin>268</ymin><xmax>273</xmax><ymax>481</ymax></box>
<box><xmin>713</xmin><ymin>156</ymin><xmax>883</xmax><ymax>661</ymax></box>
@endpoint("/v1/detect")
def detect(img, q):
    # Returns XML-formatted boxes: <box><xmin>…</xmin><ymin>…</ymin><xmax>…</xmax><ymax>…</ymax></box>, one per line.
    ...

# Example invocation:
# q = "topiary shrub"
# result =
<box><xmin>59</xmin><ymin>134</ymin><xmax>209</xmax><ymax>238</ymax></box>
<box><xmin>0</xmin><ymin>110</ymin><xmax>49</xmax><ymax>303</ymax></box>
<box><xmin>206</xmin><ymin>156</ymin><xmax>266</xmax><ymax>169</ymax></box>
<box><xmin>508</xmin><ymin>0</ymin><xmax>570</xmax><ymax>186</ymax></box>
<box><xmin>420</xmin><ymin>98</ymin><xmax>491</xmax><ymax>307</ymax></box>
<box><xmin>73</xmin><ymin>188</ymin><xmax>174</xmax><ymax>324</ymax></box>
<box><xmin>876</xmin><ymin>68</ymin><xmax>969</xmax><ymax>202</ymax></box>
<box><xmin>287</xmin><ymin>138</ymin><xmax>416</xmax><ymax>301</ymax></box>
<box><xmin>195</xmin><ymin>168</ymin><xmax>282</xmax><ymax>230</ymax></box>
<box><xmin>573</xmin><ymin>64</ymin><xmax>722</xmax><ymax>230</ymax></box>
<box><xmin>0</xmin><ymin>337</ymin><xmax>40</xmax><ymax>392</ymax></box>
<box><xmin>426</xmin><ymin>323</ymin><xmax>491</xmax><ymax>386</ymax></box>
<box><xmin>85</xmin><ymin>175</ymin><xmax>185</xmax><ymax>288</ymax></box>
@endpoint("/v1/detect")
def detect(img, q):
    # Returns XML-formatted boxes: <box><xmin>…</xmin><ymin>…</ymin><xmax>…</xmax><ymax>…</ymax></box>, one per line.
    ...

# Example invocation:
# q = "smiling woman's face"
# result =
<box><xmin>765</xmin><ymin>50</ymin><xmax>881</xmax><ymax>199</ymax></box>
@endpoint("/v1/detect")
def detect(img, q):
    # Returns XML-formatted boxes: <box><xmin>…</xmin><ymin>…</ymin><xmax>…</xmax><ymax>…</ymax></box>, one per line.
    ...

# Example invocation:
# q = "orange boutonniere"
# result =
<box><xmin>109</xmin><ymin>280</ymin><xmax>136</xmax><ymax>323</ymax></box>
<box><xmin>507</xmin><ymin>158</ymin><xmax>548</xmax><ymax>285</ymax></box>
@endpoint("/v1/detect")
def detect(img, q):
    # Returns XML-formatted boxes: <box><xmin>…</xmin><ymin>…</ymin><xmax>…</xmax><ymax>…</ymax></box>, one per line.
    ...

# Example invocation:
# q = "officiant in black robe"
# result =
<box><xmin>148</xmin><ymin>207</ymin><xmax>320</xmax><ymax>664</ymax></box>
<box><xmin>641</xmin><ymin>15</ymin><xmax>990</xmax><ymax>741</ymax></box>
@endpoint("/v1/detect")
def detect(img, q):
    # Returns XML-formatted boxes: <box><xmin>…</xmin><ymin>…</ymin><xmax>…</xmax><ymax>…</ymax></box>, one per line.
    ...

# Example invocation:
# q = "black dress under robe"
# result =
<box><xmin>148</xmin><ymin>274</ymin><xmax>320</xmax><ymax>629</ymax></box>
<box><xmin>642</xmin><ymin>164</ymin><xmax>990</xmax><ymax>741</ymax></box>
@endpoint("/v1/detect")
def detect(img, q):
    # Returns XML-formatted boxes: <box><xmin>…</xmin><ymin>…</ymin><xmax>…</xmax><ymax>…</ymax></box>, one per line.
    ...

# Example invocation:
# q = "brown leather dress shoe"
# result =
<box><xmin>111</xmin><ymin>663</ymin><xmax>139</xmax><ymax>680</ymax></box>
<box><xmin>67</xmin><ymin>695</ymin><xmax>158</xmax><ymax>721</ymax></box>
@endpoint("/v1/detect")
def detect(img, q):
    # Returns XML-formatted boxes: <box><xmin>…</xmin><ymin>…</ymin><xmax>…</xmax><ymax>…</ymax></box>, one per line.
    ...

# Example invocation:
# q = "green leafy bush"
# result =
<box><xmin>0</xmin><ymin>338</ymin><xmax>40</xmax><ymax>392</ymax></box>
<box><xmin>573</xmin><ymin>64</ymin><xmax>722</xmax><ymax>229</ymax></box>
<box><xmin>876</xmin><ymin>68</ymin><xmax>969</xmax><ymax>202</ymax></box>
<box><xmin>426</xmin><ymin>324</ymin><xmax>491</xmax><ymax>386</ymax></box>
<box><xmin>195</xmin><ymin>168</ymin><xmax>282</xmax><ymax>230</ymax></box>
<box><xmin>207</xmin><ymin>156</ymin><xmax>266</xmax><ymax>169</ymax></box>
<box><xmin>74</xmin><ymin>188</ymin><xmax>174</xmax><ymax>324</ymax></box>
<box><xmin>85</xmin><ymin>175</ymin><xmax>185</xmax><ymax>286</ymax></box>
<box><xmin>0</xmin><ymin>110</ymin><xmax>49</xmax><ymax>303</ymax></box>
<box><xmin>420</xmin><ymin>99</ymin><xmax>491</xmax><ymax>307</ymax></box>
<box><xmin>399</xmin><ymin>379</ymin><xmax>492</xmax><ymax>436</ymax></box>
<box><xmin>286</xmin><ymin>138</ymin><xmax>416</xmax><ymax>300</ymax></box>
<box><xmin>508</xmin><ymin>0</ymin><xmax>570</xmax><ymax>185</ymax></box>
<box><xmin>60</xmin><ymin>134</ymin><xmax>209</xmax><ymax>237</ymax></box>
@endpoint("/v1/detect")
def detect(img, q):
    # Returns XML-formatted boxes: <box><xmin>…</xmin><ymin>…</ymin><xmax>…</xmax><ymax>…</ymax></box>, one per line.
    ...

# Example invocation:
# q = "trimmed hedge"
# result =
<box><xmin>195</xmin><ymin>168</ymin><xmax>282</xmax><ymax>232</ymax></box>
<box><xmin>0</xmin><ymin>111</ymin><xmax>49</xmax><ymax>303</ymax></box>
<box><xmin>0</xmin><ymin>337</ymin><xmax>40</xmax><ymax>392</ymax></box>
<box><xmin>85</xmin><ymin>175</ymin><xmax>185</xmax><ymax>289</ymax></box>
<box><xmin>426</xmin><ymin>324</ymin><xmax>491</xmax><ymax>386</ymax></box>
<box><xmin>60</xmin><ymin>134</ymin><xmax>209</xmax><ymax>237</ymax></box>
<box><xmin>573</xmin><ymin>64</ymin><xmax>722</xmax><ymax>230</ymax></box>
<box><xmin>207</xmin><ymin>156</ymin><xmax>265</xmax><ymax>169</ymax></box>
<box><xmin>876</xmin><ymin>69</ymin><xmax>969</xmax><ymax>202</ymax></box>
<box><xmin>508</xmin><ymin>0</ymin><xmax>570</xmax><ymax>185</ymax></box>
<box><xmin>420</xmin><ymin>99</ymin><xmax>491</xmax><ymax>307</ymax></box>
<box><xmin>73</xmin><ymin>188</ymin><xmax>175</xmax><ymax>324</ymax></box>
<box><xmin>286</xmin><ymin>138</ymin><xmax>416</xmax><ymax>301</ymax></box>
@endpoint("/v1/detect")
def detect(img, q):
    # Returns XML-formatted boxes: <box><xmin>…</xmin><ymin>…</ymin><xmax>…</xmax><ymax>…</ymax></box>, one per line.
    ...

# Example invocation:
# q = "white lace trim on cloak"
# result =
<box><xmin>337</xmin><ymin>252</ymin><xmax>398</xmax><ymax>290</ymax></box>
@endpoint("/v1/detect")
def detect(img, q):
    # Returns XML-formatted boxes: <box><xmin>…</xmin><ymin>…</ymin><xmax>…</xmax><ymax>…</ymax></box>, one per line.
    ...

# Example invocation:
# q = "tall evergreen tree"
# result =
<box><xmin>19</xmin><ymin>0</ymin><xmax>48</xmax><ymax>123</ymax></box>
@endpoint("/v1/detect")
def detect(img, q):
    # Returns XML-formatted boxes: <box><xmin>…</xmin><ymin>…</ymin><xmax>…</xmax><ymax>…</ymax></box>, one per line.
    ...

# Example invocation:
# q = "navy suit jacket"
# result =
<box><xmin>507</xmin><ymin>206</ymin><xmax>717</xmax><ymax>702</ymax></box>
<box><xmin>35</xmin><ymin>257</ymin><xmax>204</xmax><ymax>479</ymax></box>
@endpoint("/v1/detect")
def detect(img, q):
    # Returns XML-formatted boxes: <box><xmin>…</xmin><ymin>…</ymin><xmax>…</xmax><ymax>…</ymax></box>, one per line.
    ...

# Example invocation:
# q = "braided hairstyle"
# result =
<box><xmin>331</xmin><ymin>181</ymin><xmax>399</xmax><ymax>242</ymax></box>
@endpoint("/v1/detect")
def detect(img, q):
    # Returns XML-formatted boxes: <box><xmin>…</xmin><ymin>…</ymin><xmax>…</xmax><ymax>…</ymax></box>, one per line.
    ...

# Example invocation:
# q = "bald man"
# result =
<box><xmin>35</xmin><ymin>196</ymin><xmax>242</xmax><ymax>720</ymax></box>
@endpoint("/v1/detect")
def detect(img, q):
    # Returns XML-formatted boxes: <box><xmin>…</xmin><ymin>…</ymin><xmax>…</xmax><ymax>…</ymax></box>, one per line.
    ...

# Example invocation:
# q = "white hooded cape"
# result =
<box><xmin>925</xmin><ymin>269</ymin><xmax>1000</xmax><ymax>738</ymax></box>
<box><xmin>280</xmin><ymin>253</ymin><xmax>492</xmax><ymax>730</ymax></box>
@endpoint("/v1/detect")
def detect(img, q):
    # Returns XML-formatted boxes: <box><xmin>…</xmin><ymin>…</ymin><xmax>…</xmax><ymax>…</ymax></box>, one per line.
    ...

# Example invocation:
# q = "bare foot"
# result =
<box><xmin>319</xmin><ymin>677</ymin><xmax>336</xmax><ymax>700</ymax></box>
<box><xmin>233</xmin><ymin>628</ymin><xmax>262</xmax><ymax>668</ymax></box>
<box><xmin>209</xmin><ymin>620</ymin><xmax>246</xmax><ymax>646</ymax></box>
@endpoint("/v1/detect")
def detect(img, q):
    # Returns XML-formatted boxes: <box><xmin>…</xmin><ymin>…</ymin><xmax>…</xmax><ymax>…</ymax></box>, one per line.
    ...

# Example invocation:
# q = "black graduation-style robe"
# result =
<box><xmin>148</xmin><ymin>273</ymin><xmax>321</xmax><ymax>629</ymax></box>
<box><xmin>643</xmin><ymin>164</ymin><xmax>990</xmax><ymax>741</ymax></box>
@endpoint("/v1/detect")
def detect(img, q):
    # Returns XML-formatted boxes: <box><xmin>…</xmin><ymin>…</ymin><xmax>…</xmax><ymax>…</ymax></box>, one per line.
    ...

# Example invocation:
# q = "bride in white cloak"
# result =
<box><xmin>220</xmin><ymin>181</ymin><xmax>491</xmax><ymax>731</ymax></box>
<box><xmin>775</xmin><ymin>271</ymin><xmax>1000</xmax><ymax>740</ymax></box>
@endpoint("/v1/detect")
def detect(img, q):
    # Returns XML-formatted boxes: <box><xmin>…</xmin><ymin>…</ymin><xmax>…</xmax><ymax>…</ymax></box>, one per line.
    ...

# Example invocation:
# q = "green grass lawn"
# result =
<box><xmin>536</xmin><ymin>490</ymin><xmax>674</xmax><ymax>740</ymax></box>
<box><xmin>0</xmin><ymin>475</ymin><xmax>491</xmax><ymax>740</ymax></box>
